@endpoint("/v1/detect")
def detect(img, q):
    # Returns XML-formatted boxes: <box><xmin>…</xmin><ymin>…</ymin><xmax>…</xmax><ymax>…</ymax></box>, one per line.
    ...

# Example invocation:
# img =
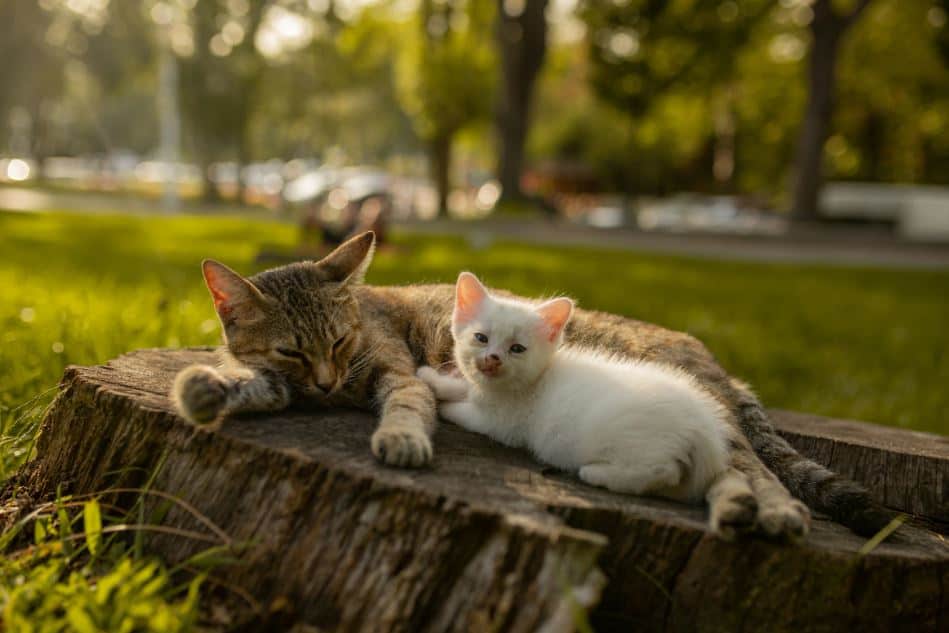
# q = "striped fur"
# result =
<box><xmin>730</xmin><ymin>381</ymin><xmax>893</xmax><ymax>536</ymax></box>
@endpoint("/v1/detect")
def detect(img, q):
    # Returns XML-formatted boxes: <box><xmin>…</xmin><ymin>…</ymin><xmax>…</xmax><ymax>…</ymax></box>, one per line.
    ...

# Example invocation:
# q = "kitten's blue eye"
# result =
<box><xmin>474</xmin><ymin>332</ymin><xmax>488</xmax><ymax>344</ymax></box>
<box><xmin>509</xmin><ymin>343</ymin><xmax>526</xmax><ymax>354</ymax></box>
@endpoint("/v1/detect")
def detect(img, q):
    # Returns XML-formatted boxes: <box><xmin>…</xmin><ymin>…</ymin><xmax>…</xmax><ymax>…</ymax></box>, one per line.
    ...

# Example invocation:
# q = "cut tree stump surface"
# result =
<box><xmin>19</xmin><ymin>349</ymin><xmax>949</xmax><ymax>632</ymax></box>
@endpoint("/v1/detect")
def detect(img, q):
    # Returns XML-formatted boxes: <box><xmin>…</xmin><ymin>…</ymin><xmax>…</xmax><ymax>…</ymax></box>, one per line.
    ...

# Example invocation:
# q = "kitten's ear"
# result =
<box><xmin>536</xmin><ymin>298</ymin><xmax>574</xmax><ymax>342</ymax></box>
<box><xmin>317</xmin><ymin>231</ymin><xmax>376</xmax><ymax>285</ymax></box>
<box><xmin>202</xmin><ymin>260</ymin><xmax>267</xmax><ymax>325</ymax></box>
<box><xmin>453</xmin><ymin>272</ymin><xmax>489</xmax><ymax>325</ymax></box>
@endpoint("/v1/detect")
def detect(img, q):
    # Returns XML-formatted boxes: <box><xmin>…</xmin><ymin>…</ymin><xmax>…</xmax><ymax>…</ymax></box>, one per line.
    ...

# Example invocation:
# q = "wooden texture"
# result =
<box><xmin>18</xmin><ymin>349</ymin><xmax>949</xmax><ymax>632</ymax></box>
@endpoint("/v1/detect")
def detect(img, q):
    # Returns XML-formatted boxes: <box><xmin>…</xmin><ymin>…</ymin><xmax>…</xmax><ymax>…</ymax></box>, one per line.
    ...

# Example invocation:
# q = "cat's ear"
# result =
<box><xmin>536</xmin><ymin>298</ymin><xmax>574</xmax><ymax>342</ymax></box>
<box><xmin>454</xmin><ymin>272</ymin><xmax>489</xmax><ymax>325</ymax></box>
<box><xmin>317</xmin><ymin>231</ymin><xmax>376</xmax><ymax>285</ymax></box>
<box><xmin>202</xmin><ymin>260</ymin><xmax>267</xmax><ymax>325</ymax></box>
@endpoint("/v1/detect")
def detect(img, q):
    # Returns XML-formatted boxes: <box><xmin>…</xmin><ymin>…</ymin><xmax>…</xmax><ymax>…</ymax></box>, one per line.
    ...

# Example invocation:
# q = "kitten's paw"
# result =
<box><xmin>757</xmin><ymin>499</ymin><xmax>811</xmax><ymax>541</ymax></box>
<box><xmin>415</xmin><ymin>366</ymin><xmax>440</xmax><ymax>387</ymax></box>
<box><xmin>709</xmin><ymin>490</ymin><xmax>758</xmax><ymax>541</ymax></box>
<box><xmin>172</xmin><ymin>364</ymin><xmax>229</xmax><ymax>427</ymax></box>
<box><xmin>371</xmin><ymin>426</ymin><xmax>433</xmax><ymax>468</ymax></box>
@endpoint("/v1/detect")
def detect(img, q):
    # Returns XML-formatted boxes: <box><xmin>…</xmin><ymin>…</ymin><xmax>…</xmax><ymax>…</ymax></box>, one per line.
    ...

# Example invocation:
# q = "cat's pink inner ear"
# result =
<box><xmin>454</xmin><ymin>272</ymin><xmax>488</xmax><ymax>324</ymax></box>
<box><xmin>202</xmin><ymin>260</ymin><xmax>255</xmax><ymax>318</ymax></box>
<box><xmin>536</xmin><ymin>298</ymin><xmax>574</xmax><ymax>342</ymax></box>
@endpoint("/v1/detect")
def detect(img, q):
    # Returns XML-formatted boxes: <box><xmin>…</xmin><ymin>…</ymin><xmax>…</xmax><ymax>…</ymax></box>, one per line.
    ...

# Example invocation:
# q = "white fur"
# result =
<box><xmin>418</xmin><ymin>273</ymin><xmax>732</xmax><ymax>503</ymax></box>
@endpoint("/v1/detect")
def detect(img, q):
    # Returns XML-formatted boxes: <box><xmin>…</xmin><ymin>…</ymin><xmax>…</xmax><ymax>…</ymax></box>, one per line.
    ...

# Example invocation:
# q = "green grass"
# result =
<box><xmin>2</xmin><ymin>210</ymin><xmax>947</xmax><ymax>452</ymax></box>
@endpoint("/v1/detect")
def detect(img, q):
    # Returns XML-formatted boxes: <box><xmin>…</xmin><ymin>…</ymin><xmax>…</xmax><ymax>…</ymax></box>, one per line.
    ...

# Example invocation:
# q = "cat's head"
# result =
<box><xmin>451</xmin><ymin>272</ymin><xmax>573</xmax><ymax>390</ymax></box>
<box><xmin>201</xmin><ymin>231</ymin><xmax>375</xmax><ymax>397</ymax></box>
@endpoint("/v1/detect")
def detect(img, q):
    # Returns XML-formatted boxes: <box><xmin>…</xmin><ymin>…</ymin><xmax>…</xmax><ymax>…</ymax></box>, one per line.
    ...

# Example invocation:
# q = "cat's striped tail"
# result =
<box><xmin>731</xmin><ymin>381</ymin><xmax>895</xmax><ymax>537</ymax></box>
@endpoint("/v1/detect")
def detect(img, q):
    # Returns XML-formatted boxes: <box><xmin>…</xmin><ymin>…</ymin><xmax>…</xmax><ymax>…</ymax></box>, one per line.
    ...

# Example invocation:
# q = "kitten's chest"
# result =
<box><xmin>474</xmin><ymin>393</ymin><xmax>535</xmax><ymax>441</ymax></box>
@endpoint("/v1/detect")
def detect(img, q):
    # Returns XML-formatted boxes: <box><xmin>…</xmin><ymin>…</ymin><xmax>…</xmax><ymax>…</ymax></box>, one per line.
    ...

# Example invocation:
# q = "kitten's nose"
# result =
<box><xmin>477</xmin><ymin>354</ymin><xmax>502</xmax><ymax>376</ymax></box>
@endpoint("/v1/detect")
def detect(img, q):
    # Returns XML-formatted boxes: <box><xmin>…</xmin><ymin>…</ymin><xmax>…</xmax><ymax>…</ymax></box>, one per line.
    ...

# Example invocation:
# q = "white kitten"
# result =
<box><xmin>417</xmin><ymin>272</ymin><xmax>733</xmax><ymax>503</ymax></box>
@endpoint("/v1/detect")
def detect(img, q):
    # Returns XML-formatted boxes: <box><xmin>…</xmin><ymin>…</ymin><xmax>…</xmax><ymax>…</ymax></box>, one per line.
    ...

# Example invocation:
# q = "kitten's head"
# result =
<box><xmin>201</xmin><ymin>231</ymin><xmax>375</xmax><ymax>396</ymax></box>
<box><xmin>451</xmin><ymin>272</ymin><xmax>573</xmax><ymax>390</ymax></box>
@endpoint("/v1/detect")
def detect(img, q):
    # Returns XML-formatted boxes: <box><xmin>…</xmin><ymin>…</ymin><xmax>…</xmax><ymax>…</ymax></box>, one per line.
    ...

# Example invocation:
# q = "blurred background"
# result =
<box><xmin>1</xmin><ymin>0</ymin><xmax>947</xmax><ymax>455</ymax></box>
<box><xmin>2</xmin><ymin>0</ymin><xmax>949</xmax><ymax>232</ymax></box>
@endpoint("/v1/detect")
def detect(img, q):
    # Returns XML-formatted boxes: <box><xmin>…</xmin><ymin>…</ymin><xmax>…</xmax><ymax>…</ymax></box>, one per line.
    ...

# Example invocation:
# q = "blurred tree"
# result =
<box><xmin>0</xmin><ymin>3</ymin><xmax>61</xmax><ymax>175</ymax></box>
<box><xmin>790</xmin><ymin>0</ymin><xmax>874</xmax><ymax>221</ymax></box>
<box><xmin>495</xmin><ymin>0</ymin><xmax>549</xmax><ymax>204</ymax></box>
<box><xmin>396</xmin><ymin>0</ymin><xmax>495</xmax><ymax>215</ymax></box>
<box><xmin>577</xmin><ymin>0</ymin><xmax>771</xmax><ymax>194</ymax></box>
<box><xmin>176</xmin><ymin>0</ymin><xmax>270</xmax><ymax>202</ymax></box>
<box><xmin>1</xmin><ymin>2</ymin><xmax>154</xmax><ymax>174</ymax></box>
<box><xmin>832</xmin><ymin>1</ymin><xmax>949</xmax><ymax>184</ymax></box>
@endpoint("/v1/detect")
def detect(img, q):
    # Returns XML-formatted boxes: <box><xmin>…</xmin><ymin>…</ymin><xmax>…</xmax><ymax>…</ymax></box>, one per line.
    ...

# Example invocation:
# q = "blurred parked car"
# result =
<box><xmin>636</xmin><ymin>194</ymin><xmax>787</xmax><ymax>235</ymax></box>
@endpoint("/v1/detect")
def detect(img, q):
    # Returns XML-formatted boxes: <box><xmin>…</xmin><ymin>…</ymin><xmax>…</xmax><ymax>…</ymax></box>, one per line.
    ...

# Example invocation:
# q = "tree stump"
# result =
<box><xmin>17</xmin><ymin>349</ymin><xmax>949</xmax><ymax>632</ymax></box>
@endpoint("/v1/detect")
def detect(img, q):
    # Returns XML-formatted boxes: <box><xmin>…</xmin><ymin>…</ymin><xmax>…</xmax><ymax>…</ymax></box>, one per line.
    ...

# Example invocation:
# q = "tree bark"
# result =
<box><xmin>14</xmin><ymin>348</ymin><xmax>949</xmax><ymax>632</ymax></box>
<box><xmin>430</xmin><ymin>134</ymin><xmax>452</xmax><ymax>217</ymax></box>
<box><xmin>495</xmin><ymin>0</ymin><xmax>549</xmax><ymax>204</ymax></box>
<box><xmin>791</xmin><ymin>0</ymin><xmax>874</xmax><ymax>221</ymax></box>
<box><xmin>198</xmin><ymin>152</ymin><xmax>220</xmax><ymax>204</ymax></box>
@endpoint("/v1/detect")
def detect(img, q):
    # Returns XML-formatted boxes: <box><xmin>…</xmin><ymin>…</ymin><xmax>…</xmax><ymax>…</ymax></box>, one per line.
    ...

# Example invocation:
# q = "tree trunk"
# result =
<box><xmin>199</xmin><ymin>158</ymin><xmax>220</xmax><ymax>204</ymax></box>
<box><xmin>193</xmin><ymin>134</ymin><xmax>221</xmax><ymax>205</ymax></box>
<box><xmin>791</xmin><ymin>7</ymin><xmax>841</xmax><ymax>221</ymax></box>
<box><xmin>13</xmin><ymin>349</ymin><xmax>949</xmax><ymax>632</ymax></box>
<box><xmin>791</xmin><ymin>0</ymin><xmax>875</xmax><ymax>221</ymax></box>
<box><xmin>430</xmin><ymin>134</ymin><xmax>452</xmax><ymax>217</ymax></box>
<box><xmin>495</xmin><ymin>0</ymin><xmax>549</xmax><ymax>204</ymax></box>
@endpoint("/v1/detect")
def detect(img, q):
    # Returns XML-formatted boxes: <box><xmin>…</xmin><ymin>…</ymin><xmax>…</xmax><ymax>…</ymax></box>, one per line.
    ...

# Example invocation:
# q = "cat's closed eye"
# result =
<box><xmin>509</xmin><ymin>343</ymin><xmax>526</xmax><ymax>354</ymax></box>
<box><xmin>473</xmin><ymin>332</ymin><xmax>488</xmax><ymax>344</ymax></box>
<box><xmin>331</xmin><ymin>334</ymin><xmax>352</xmax><ymax>358</ymax></box>
<box><xmin>276</xmin><ymin>348</ymin><xmax>310</xmax><ymax>365</ymax></box>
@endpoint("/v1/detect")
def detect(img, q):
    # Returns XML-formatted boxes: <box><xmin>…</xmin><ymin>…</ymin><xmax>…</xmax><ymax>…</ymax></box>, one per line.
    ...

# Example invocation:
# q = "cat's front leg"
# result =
<box><xmin>172</xmin><ymin>363</ymin><xmax>291</xmax><ymax>428</ymax></box>
<box><xmin>371</xmin><ymin>370</ymin><xmax>436</xmax><ymax>468</ymax></box>
<box><xmin>416</xmin><ymin>366</ymin><xmax>469</xmax><ymax>402</ymax></box>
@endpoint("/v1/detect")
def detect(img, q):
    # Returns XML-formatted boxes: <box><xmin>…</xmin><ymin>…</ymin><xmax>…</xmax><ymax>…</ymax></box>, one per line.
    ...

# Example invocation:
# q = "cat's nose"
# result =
<box><xmin>487</xmin><ymin>353</ymin><xmax>501</xmax><ymax>363</ymax></box>
<box><xmin>314</xmin><ymin>363</ymin><xmax>337</xmax><ymax>393</ymax></box>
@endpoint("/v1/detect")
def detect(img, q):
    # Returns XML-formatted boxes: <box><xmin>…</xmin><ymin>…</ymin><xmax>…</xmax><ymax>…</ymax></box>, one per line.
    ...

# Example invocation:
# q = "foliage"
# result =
<box><xmin>2</xmin><ymin>555</ymin><xmax>201</xmax><ymax>633</ymax></box>
<box><xmin>3</xmin><ymin>1</ymin><xmax>947</xmax><ymax>201</ymax></box>
<box><xmin>0</xmin><ymin>491</ymin><xmax>206</xmax><ymax>633</ymax></box>
<box><xmin>834</xmin><ymin>1</ymin><xmax>949</xmax><ymax>182</ymax></box>
<box><xmin>530</xmin><ymin>44</ymin><xmax>714</xmax><ymax>194</ymax></box>
<box><xmin>394</xmin><ymin>1</ymin><xmax>496</xmax><ymax>144</ymax></box>
<box><xmin>581</xmin><ymin>0</ymin><xmax>772</xmax><ymax>116</ymax></box>
<box><xmin>537</xmin><ymin>0</ymin><xmax>949</xmax><ymax>198</ymax></box>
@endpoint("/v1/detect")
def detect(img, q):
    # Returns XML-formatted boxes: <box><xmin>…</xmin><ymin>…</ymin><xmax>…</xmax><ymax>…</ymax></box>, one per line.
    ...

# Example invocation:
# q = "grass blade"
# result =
<box><xmin>83</xmin><ymin>499</ymin><xmax>102</xmax><ymax>556</ymax></box>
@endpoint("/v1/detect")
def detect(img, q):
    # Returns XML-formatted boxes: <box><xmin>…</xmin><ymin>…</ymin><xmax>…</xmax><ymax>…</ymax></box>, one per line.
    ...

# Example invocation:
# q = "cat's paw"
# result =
<box><xmin>172</xmin><ymin>364</ymin><xmax>229</xmax><ymax>427</ymax></box>
<box><xmin>709</xmin><ymin>490</ymin><xmax>758</xmax><ymax>541</ymax></box>
<box><xmin>371</xmin><ymin>425</ymin><xmax>433</xmax><ymax>468</ymax></box>
<box><xmin>757</xmin><ymin>498</ymin><xmax>811</xmax><ymax>541</ymax></box>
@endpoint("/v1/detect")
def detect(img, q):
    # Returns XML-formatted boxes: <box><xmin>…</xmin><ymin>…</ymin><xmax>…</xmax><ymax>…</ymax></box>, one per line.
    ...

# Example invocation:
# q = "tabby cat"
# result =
<box><xmin>173</xmin><ymin>232</ymin><xmax>890</xmax><ymax>539</ymax></box>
